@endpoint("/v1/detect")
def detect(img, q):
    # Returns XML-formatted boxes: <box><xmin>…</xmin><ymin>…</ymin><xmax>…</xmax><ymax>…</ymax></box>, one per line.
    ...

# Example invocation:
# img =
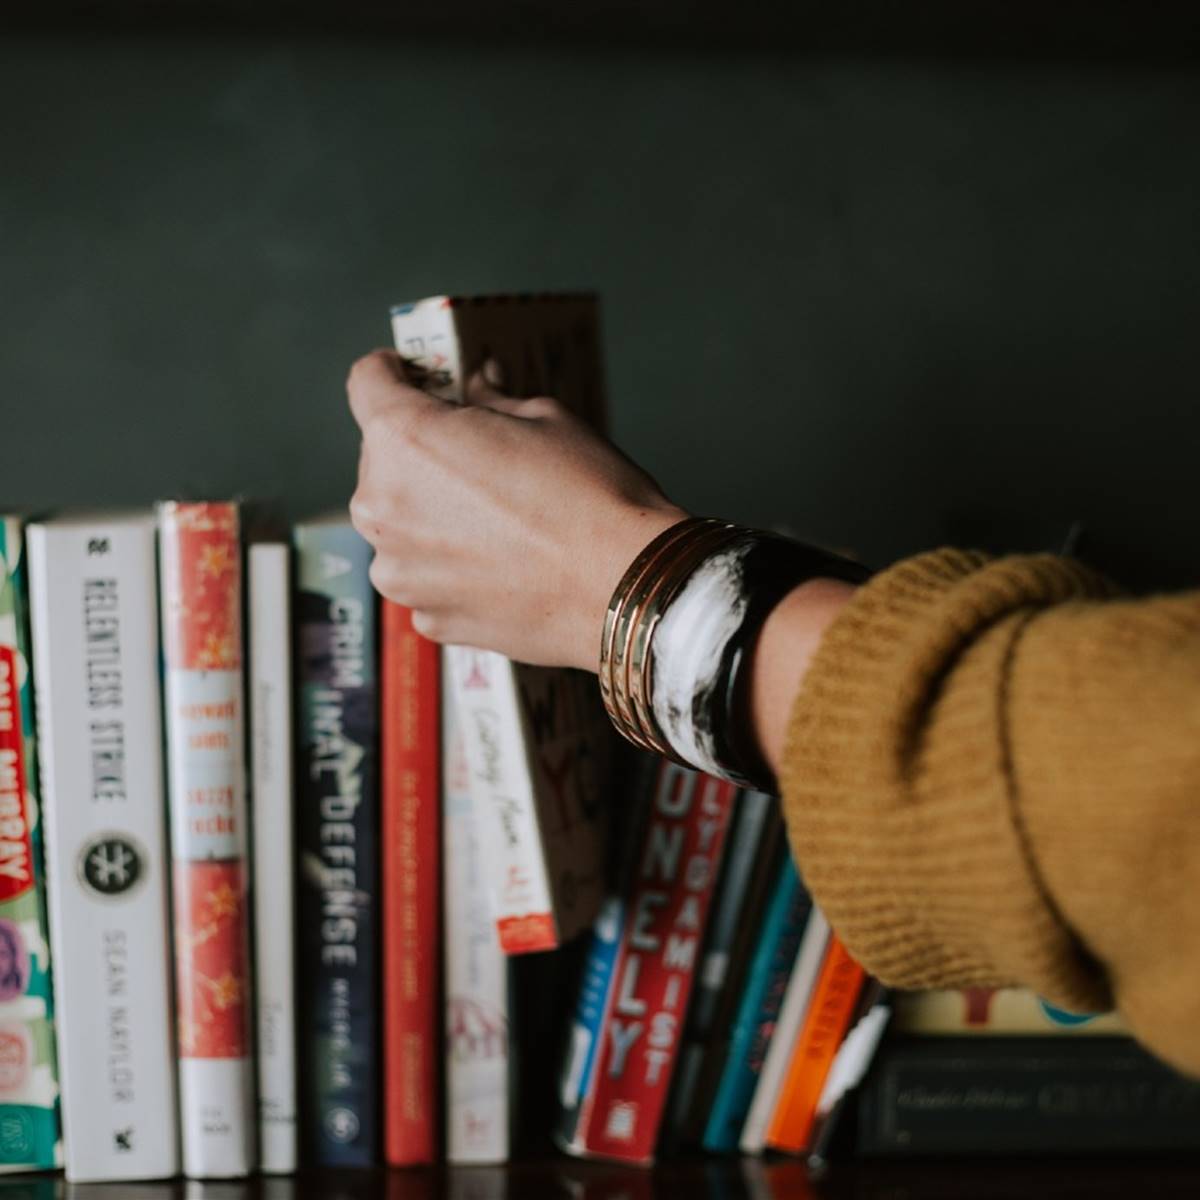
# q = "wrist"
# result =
<box><xmin>597</xmin><ymin>520</ymin><xmax>868</xmax><ymax>790</ymax></box>
<box><xmin>566</xmin><ymin>502</ymin><xmax>689</xmax><ymax>672</ymax></box>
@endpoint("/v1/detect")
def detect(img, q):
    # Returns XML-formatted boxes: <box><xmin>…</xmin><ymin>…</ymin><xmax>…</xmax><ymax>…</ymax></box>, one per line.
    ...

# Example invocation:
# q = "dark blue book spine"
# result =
<box><xmin>701</xmin><ymin>854</ymin><xmax>811</xmax><ymax>1153</ymax></box>
<box><xmin>294</xmin><ymin>521</ymin><xmax>379</xmax><ymax>1166</ymax></box>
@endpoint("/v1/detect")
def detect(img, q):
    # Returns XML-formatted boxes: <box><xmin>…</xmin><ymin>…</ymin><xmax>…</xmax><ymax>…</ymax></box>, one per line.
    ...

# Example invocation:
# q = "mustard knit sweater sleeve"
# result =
<box><xmin>779</xmin><ymin>548</ymin><xmax>1200</xmax><ymax>1076</ymax></box>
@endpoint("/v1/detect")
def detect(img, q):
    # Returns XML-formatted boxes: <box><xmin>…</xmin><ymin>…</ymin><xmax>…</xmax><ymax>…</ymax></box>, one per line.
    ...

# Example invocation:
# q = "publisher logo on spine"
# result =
<box><xmin>325</xmin><ymin>1107</ymin><xmax>360</xmax><ymax>1144</ymax></box>
<box><xmin>77</xmin><ymin>833</ymin><xmax>146</xmax><ymax>900</ymax></box>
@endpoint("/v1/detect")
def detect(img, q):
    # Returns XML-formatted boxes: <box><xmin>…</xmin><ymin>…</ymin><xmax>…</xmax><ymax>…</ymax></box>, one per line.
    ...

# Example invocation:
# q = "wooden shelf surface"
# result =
<box><xmin>4</xmin><ymin>1158</ymin><xmax>1200</xmax><ymax>1198</ymax></box>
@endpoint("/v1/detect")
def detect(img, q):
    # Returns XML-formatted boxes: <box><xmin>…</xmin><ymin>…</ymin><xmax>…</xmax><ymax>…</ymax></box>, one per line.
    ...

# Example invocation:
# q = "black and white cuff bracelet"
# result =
<box><xmin>599</xmin><ymin>517</ymin><xmax>870</xmax><ymax>793</ymax></box>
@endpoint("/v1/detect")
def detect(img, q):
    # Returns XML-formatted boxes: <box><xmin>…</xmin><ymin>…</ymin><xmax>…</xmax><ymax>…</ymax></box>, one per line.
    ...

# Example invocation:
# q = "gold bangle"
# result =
<box><xmin>599</xmin><ymin>517</ymin><xmax>719</xmax><ymax>749</ymax></box>
<box><xmin>610</xmin><ymin>522</ymin><xmax>733</xmax><ymax>751</ymax></box>
<box><xmin>628</xmin><ymin>524</ymin><xmax>745</xmax><ymax>752</ymax></box>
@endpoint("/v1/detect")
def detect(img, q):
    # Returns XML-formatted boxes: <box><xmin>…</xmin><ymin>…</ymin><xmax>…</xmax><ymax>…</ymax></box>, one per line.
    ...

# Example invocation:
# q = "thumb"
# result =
<box><xmin>347</xmin><ymin>349</ymin><xmax>436</xmax><ymax>430</ymax></box>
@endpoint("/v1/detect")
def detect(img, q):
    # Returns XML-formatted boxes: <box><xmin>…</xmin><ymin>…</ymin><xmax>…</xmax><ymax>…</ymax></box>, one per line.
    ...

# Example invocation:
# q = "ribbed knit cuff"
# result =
<box><xmin>780</xmin><ymin>548</ymin><xmax>1117</xmax><ymax>1014</ymax></box>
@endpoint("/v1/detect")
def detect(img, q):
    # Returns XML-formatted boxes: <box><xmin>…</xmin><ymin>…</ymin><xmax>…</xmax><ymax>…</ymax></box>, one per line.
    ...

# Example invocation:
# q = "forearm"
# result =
<box><xmin>748</xmin><ymin>577</ymin><xmax>858</xmax><ymax>775</ymax></box>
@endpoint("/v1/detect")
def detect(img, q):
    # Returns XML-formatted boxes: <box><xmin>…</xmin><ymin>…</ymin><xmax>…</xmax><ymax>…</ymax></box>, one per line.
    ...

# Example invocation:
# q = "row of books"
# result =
<box><xmin>0</xmin><ymin>295</ymin><xmax>617</xmax><ymax>1183</ymax></box>
<box><xmin>2</xmin><ymin>293</ymin><xmax>1198</xmax><ymax>1182</ymax></box>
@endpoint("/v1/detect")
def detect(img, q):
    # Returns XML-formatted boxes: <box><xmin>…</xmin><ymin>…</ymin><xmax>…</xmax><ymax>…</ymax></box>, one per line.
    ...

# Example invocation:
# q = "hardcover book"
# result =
<box><xmin>26</xmin><ymin>512</ymin><xmax>179</xmax><ymax>1182</ymax></box>
<box><xmin>391</xmin><ymin>295</ymin><xmax>610</xmax><ymax>955</ymax></box>
<box><xmin>0</xmin><ymin>517</ymin><xmax>61</xmax><ymax>1172</ymax></box>
<box><xmin>892</xmin><ymin>986</ymin><xmax>1125</xmax><ymax>1036</ymax></box>
<box><xmin>159</xmin><ymin>501</ymin><xmax>256</xmax><ymax>1178</ymax></box>
<box><xmin>702</xmin><ymin>854</ymin><xmax>812</xmax><ymax>1154</ymax></box>
<box><xmin>856</xmin><ymin>1036</ymin><xmax>1200</xmax><ymax>1155</ymax></box>
<box><xmin>662</xmin><ymin>790</ymin><xmax>781</xmax><ymax>1151</ymax></box>
<box><xmin>382</xmin><ymin>601</ymin><xmax>441</xmax><ymax>1165</ymax></box>
<box><xmin>442</xmin><ymin>677</ymin><xmax>510</xmax><ymax>1163</ymax></box>
<box><xmin>294</xmin><ymin>516</ymin><xmax>380</xmax><ymax>1166</ymax></box>
<box><xmin>557</xmin><ymin>762</ymin><xmax>739</xmax><ymax>1165</ymax></box>
<box><xmin>248</xmin><ymin>539</ymin><xmax>298</xmax><ymax>1173</ymax></box>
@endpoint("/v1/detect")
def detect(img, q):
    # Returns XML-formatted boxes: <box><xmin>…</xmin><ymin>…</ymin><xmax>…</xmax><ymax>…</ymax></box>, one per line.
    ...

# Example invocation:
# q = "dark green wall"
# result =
<box><xmin>3</xmin><ymin>36</ymin><xmax>1198</xmax><ymax>587</ymax></box>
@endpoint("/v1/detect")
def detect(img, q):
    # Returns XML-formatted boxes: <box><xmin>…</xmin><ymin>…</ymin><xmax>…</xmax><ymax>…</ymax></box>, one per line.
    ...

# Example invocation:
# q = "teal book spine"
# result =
<box><xmin>294</xmin><ymin>519</ymin><xmax>380</xmax><ymax>1166</ymax></box>
<box><xmin>701</xmin><ymin>855</ymin><xmax>810</xmax><ymax>1154</ymax></box>
<box><xmin>0</xmin><ymin>518</ymin><xmax>61</xmax><ymax>1172</ymax></box>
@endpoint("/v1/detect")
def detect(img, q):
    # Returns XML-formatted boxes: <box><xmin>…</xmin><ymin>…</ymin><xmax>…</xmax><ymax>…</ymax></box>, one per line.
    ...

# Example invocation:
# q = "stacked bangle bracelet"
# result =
<box><xmin>598</xmin><ymin>517</ymin><xmax>870</xmax><ymax>792</ymax></box>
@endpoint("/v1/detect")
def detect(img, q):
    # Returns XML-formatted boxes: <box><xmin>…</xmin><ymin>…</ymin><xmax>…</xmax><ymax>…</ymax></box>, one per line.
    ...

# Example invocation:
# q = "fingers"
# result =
<box><xmin>465</xmin><ymin>365</ymin><xmax>561</xmax><ymax>420</ymax></box>
<box><xmin>346</xmin><ymin>349</ymin><xmax>438</xmax><ymax>431</ymax></box>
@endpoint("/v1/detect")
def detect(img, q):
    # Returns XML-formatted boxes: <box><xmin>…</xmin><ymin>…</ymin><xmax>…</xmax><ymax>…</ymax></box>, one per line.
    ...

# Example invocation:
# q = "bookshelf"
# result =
<box><xmin>3</xmin><ymin>7</ymin><xmax>1200</xmax><ymax>1196</ymax></box>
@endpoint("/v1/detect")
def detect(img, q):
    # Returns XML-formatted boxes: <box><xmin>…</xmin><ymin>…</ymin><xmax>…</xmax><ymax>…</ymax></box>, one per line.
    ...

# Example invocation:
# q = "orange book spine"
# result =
<box><xmin>764</xmin><ymin>935</ymin><xmax>865</xmax><ymax>1154</ymax></box>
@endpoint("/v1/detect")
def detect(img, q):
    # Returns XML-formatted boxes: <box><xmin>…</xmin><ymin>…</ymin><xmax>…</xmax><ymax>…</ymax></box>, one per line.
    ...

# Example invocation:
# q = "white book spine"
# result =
<box><xmin>739</xmin><ymin>906</ymin><xmax>831</xmax><ymax>1155</ymax></box>
<box><xmin>249</xmin><ymin>544</ymin><xmax>297</xmax><ymax>1174</ymax></box>
<box><xmin>443</xmin><ymin>673</ymin><xmax>510</xmax><ymax>1164</ymax></box>
<box><xmin>27</xmin><ymin>516</ymin><xmax>179</xmax><ymax>1183</ymax></box>
<box><xmin>446</xmin><ymin>646</ymin><xmax>556</xmax><ymax>953</ymax></box>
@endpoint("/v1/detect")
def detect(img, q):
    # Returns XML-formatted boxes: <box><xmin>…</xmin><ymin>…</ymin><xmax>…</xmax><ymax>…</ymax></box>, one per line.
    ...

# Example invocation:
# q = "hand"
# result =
<box><xmin>347</xmin><ymin>349</ymin><xmax>688</xmax><ymax>670</ymax></box>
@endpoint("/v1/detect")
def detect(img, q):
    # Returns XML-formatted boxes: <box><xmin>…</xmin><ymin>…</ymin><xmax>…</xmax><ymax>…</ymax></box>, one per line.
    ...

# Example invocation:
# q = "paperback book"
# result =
<box><xmin>248</xmin><ymin>538</ymin><xmax>298</xmax><ymax>1173</ymax></box>
<box><xmin>442</xmin><ymin>678</ymin><xmax>510</xmax><ymax>1163</ymax></box>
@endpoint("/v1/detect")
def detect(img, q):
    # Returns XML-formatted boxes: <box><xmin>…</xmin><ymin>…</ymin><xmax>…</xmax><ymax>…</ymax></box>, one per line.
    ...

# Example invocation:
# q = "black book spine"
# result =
<box><xmin>661</xmin><ymin>790</ymin><xmax>782</xmax><ymax>1152</ymax></box>
<box><xmin>857</xmin><ymin>1036</ymin><xmax>1200</xmax><ymax>1156</ymax></box>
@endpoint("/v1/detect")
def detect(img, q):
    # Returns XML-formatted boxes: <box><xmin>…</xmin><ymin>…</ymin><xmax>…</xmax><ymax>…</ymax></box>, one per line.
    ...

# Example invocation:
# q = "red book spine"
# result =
<box><xmin>576</xmin><ymin>764</ymin><xmax>738</xmax><ymax>1164</ymax></box>
<box><xmin>382</xmin><ymin>602</ymin><xmax>441</xmax><ymax>1164</ymax></box>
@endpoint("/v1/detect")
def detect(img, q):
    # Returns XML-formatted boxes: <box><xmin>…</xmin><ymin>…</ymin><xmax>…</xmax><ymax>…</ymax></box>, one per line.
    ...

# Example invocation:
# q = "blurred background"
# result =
<box><xmin>3</xmin><ymin>3</ymin><xmax>1200</xmax><ymax>588</ymax></box>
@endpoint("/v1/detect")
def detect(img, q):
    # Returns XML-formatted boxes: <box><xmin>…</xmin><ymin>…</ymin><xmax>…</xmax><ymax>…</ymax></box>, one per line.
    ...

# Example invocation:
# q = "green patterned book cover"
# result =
<box><xmin>0</xmin><ymin>517</ymin><xmax>62</xmax><ymax>1170</ymax></box>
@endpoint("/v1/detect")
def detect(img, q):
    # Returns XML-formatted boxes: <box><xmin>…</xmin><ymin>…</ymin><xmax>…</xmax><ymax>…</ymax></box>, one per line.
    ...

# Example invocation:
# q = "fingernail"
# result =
<box><xmin>482</xmin><ymin>357</ymin><xmax>507</xmax><ymax>390</ymax></box>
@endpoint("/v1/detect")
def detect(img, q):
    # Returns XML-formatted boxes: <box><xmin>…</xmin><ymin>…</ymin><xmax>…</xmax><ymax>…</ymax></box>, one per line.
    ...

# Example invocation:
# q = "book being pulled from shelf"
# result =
<box><xmin>391</xmin><ymin>295</ymin><xmax>611</xmax><ymax>956</ymax></box>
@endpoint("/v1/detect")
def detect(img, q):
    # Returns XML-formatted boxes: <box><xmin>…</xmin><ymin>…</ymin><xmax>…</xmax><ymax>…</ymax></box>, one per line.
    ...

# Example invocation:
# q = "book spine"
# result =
<box><xmin>445</xmin><ymin>647</ymin><xmax>558</xmax><ymax>954</ymax></box>
<box><xmin>442</xmin><ymin>675</ymin><xmax>510</xmax><ymax>1163</ymax></box>
<box><xmin>248</xmin><ymin>543</ymin><xmax>297</xmax><ymax>1173</ymax></box>
<box><xmin>570</xmin><ymin>764</ymin><xmax>738</xmax><ymax>1165</ymax></box>
<box><xmin>0</xmin><ymin>518</ymin><xmax>61</xmax><ymax>1171</ymax></box>
<box><xmin>27</xmin><ymin>517</ymin><xmax>179</xmax><ymax>1182</ymax></box>
<box><xmin>663</xmin><ymin>791</ymin><xmax>780</xmax><ymax>1150</ymax></box>
<box><xmin>294</xmin><ymin>521</ymin><xmax>380</xmax><ymax>1166</ymax></box>
<box><xmin>515</xmin><ymin>663</ymin><xmax>612</xmax><ymax>950</ymax></box>
<box><xmin>159</xmin><ymin>501</ymin><xmax>255</xmax><ymax>1178</ymax></box>
<box><xmin>555</xmin><ymin>896</ymin><xmax>626</xmax><ymax>1149</ymax></box>
<box><xmin>856</xmin><ymin>1036</ymin><xmax>1200</xmax><ymax>1154</ymax></box>
<box><xmin>891</xmin><ymin>986</ymin><xmax>1125</xmax><ymax>1035</ymax></box>
<box><xmin>739</xmin><ymin>907</ymin><xmax>831</xmax><ymax>1153</ymax></box>
<box><xmin>382</xmin><ymin>601</ymin><xmax>440</xmax><ymax>1165</ymax></box>
<box><xmin>805</xmin><ymin>981</ymin><xmax>891</xmax><ymax>1171</ymax></box>
<box><xmin>702</xmin><ymin>855</ymin><xmax>811</xmax><ymax>1154</ymax></box>
<box><xmin>765</xmin><ymin>935</ymin><xmax>866</xmax><ymax>1154</ymax></box>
